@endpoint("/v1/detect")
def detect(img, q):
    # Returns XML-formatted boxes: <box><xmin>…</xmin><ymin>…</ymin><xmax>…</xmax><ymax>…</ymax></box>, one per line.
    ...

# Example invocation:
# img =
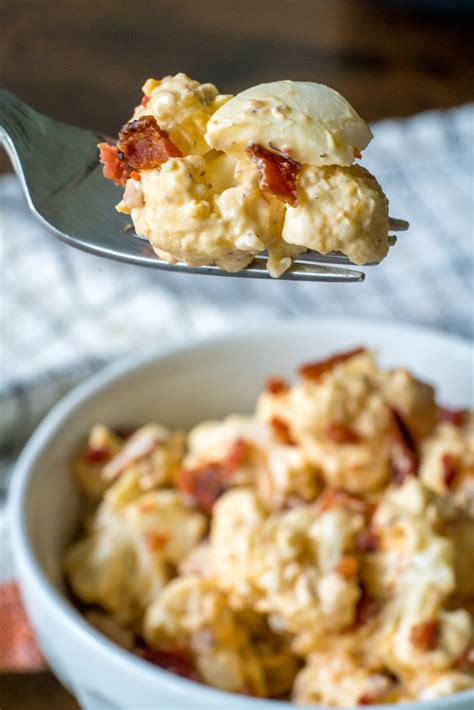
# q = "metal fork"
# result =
<box><xmin>0</xmin><ymin>89</ymin><xmax>408</xmax><ymax>283</ymax></box>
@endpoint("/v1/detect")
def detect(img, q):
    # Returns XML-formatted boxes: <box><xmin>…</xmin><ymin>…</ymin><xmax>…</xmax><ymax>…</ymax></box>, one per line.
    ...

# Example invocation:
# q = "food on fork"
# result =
<box><xmin>99</xmin><ymin>74</ymin><xmax>393</xmax><ymax>276</ymax></box>
<box><xmin>64</xmin><ymin>348</ymin><xmax>474</xmax><ymax>705</ymax></box>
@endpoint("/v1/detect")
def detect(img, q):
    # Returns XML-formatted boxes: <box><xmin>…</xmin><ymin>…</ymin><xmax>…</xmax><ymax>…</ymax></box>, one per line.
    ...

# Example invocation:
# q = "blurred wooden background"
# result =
<box><xmin>1</xmin><ymin>0</ymin><xmax>473</xmax><ymax>174</ymax></box>
<box><xmin>0</xmin><ymin>0</ymin><xmax>473</xmax><ymax>707</ymax></box>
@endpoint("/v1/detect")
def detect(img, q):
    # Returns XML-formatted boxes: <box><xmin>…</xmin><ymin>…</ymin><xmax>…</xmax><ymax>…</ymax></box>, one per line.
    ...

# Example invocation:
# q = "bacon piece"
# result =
<box><xmin>318</xmin><ymin>486</ymin><xmax>366</xmax><ymax>514</ymax></box>
<box><xmin>141</xmin><ymin>95</ymin><xmax>150</xmax><ymax>106</ymax></box>
<box><xmin>438</xmin><ymin>406</ymin><xmax>467</xmax><ymax>428</ymax></box>
<box><xmin>358</xmin><ymin>693</ymin><xmax>375</xmax><ymax>706</ymax></box>
<box><xmin>270</xmin><ymin>417</ymin><xmax>295</xmax><ymax>445</ymax></box>
<box><xmin>326</xmin><ymin>423</ymin><xmax>359</xmax><ymax>444</ymax></box>
<box><xmin>136</xmin><ymin>645</ymin><xmax>196</xmax><ymax>679</ymax></box>
<box><xmin>299</xmin><ymin>347</ymin><xmax>366</xmax><ymax>382</ymax></box>
<box><xmin>354</xmin><ymin>586</ymin><xmax>380</xmax><ymax>628</ymax></box>
<box><xmin>335</xmin><ymin>556</ymin><xmax>359</xmax><ymax>580</ymax></box>
<box><xmin>410</xmin><ymin>620</ymin><xmax>438</xmax><ymax>651</ymax></box>
<box><xmin>442</xmin><ymin>453</ymin><xmax>458</xmax><ymax>490</ymax></box>
<box><xmin>246</xmin><ymin>143</ymin><xmax>301</xmax><ymax>206</ymax></box>
<box><xmin>98</xmin><ymin>143</ymin><xmax>131</xmax><ymax>185</ymax></box>
<box><xmin>353</xmin><ymin>147</ymin><xmax>362</xmax><ymax>159</ymax></box>
<box><xmin>389</xmin><ymin>408</ymin><xmax>419</xmax><ymax>486</ymax></box>
<box><xmin>223</xmin><ymin>439</ymin><xmax>248</xmax><ymax>470</ymax></box>
<box><xmin>117</xmin><ymin>115</ymin><xmax>182</xmax><ymax>171</ymax></box>
<box><xmin>84</xmin><ymin>446</ymin><xmax>112</xmax><ymax>464</ymax></box>
<box><xmin>265</xmin><ymin>376</ymin><xmax>289</xmax><ymax>395</ymax></box>
<box><xmin>176</xmin><ymin>439</ymin><xmax>247</xmax><ymax>513</ymax></box>
<box><xmin>357</xmin><ymin>528</ymin><xmax>378</xmax><ymax>553</ymax></box>
<box><xmin>145</xmin><ymin>530</ymin><xmax>169</xmax><ymax>552</ymax></box>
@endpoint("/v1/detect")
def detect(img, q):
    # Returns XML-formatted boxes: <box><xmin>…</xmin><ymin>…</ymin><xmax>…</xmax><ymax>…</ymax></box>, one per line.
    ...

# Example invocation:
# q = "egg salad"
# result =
<box><xmin>64</xmin><ymin>348</ymin><xmax>474</xmax><ymax>705</ymax></box>
<box><xmin>99</xmin><ymin>74</ymin><xmax>391</xmax><ymax>276</ymax></box>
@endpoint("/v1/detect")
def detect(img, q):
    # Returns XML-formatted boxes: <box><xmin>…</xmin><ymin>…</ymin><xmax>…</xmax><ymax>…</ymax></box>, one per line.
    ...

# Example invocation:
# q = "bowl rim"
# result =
<box><xmin>8</xmin><ymin>316</ymin><xmax>474</xmax><ymax>709</ymax></box>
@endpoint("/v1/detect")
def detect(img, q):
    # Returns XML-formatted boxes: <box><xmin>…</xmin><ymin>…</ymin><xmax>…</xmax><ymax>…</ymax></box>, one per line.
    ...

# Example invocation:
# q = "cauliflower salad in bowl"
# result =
<box><xmin>64</xmin><ymin>347</ymin><xmax>474</xmax><ymax>706</ymax></box>
<box><xmin>98</xmin><ymin>74</ymin><xmax>395</xmax><ymax>277</ymax></box>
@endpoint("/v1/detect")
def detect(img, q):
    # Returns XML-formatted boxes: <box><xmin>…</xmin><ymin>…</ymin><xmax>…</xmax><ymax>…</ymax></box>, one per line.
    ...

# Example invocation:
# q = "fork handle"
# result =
<box><xmin>0</xmin><ymin>88</ymin><xmax>38</xmax><ymax>145</ymax></box>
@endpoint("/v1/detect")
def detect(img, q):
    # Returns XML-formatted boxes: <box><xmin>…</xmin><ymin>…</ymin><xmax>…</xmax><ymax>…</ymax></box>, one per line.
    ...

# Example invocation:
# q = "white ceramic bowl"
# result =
<box><xmin>9</xmin><ymin>318</ymin><xmax>474</xmax><ymax>710</ymax></box>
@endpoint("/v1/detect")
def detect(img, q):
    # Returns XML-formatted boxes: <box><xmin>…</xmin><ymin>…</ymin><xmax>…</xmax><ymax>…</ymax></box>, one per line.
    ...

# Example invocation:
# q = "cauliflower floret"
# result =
<box><xmin>73</xmin><ymin>424</ymin><xmax>123</xmax><ymax>500</ymax></box>
<box><xmin>143</xmin><ymin>576</ymin><xmax>267</xmax><ymax>696</ymax></box>
<box><xmin>101</xmin><ymin>423</ymin><xmax>185</xmax><ymax>490</ymax></box>
<box><xmin>415</xmin><ymin>670</ymin><xmax>474</xmax><ymax>700</ymax></box>
<box><xmin>257</xmin><ymin>446</ymin><xmax>321</xmax><ymax>510</ymax></box>
<box><xmin>252</xmin><ymin>506</ymin><xmax>363</xmax><ymax>651</ymax></box>
<box><xmin>123</xmin><ymin>155</ymin><xmax>298</xmax><ymax>273</ymax></box>
<box><xmin>293</xmin><ymin>650</ymin><xmax>401</xmax><ymax>706</ymax></box>
<box><xmin>257</xmin><ymin>350</ymin><xmax>393</xmax><ymax>493</ymax></box>
<box><xmin>133</xmin><ymin>73</ymin><xmax>230</xmax><ymax>156</ymax></box>
<box><xmin>369</xmin><ymin>479</ymin><xmax>470</xmax><ymax>677</ymax></box>
<box><xmin>184</xmin><ymin>414</ymin><xmax>269</xmax><ymax>471</ymax></box>
<box><xmin>367</xmin><ymin>478</ymin><xmax>452</xmax><ymax>595</ymax></box>
<box><xmin>205</xmin><ymin>80</ymin><xmax>373</xmax><ymax>167</ymax></box>
<box><xmin>381</xmin><ymin>367</ymin><xmax>437</xmax><ymax>441</ymax></box>
<box><xmin>64</xmin><ymin>489</ymin><xmax>206</xmax><ymax>625</ymax></box>
<box><xmin>210</xmin><ymin>488</ymin><xmax>267</xmax><ymax>607</ymax></box>
<box><xmin>282</xmin><ymin>164</ymin><xmax>389</xmax><ymax>265</ymax></box>
<box><xmin>420</xmin><ymin>417</ymin><xmax>474</xmax><ymax>515</ymax></box>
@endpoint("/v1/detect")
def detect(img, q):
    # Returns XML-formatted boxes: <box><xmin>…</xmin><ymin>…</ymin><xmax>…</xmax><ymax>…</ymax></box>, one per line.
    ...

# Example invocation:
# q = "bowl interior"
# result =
<box><xmin>15</xmin><ymin>318</ymin><xmax>474</xmax><ymax>634</ymax></box>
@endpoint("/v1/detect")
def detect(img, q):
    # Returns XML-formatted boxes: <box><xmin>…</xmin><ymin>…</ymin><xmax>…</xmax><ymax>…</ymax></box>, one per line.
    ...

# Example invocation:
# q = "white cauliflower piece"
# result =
<box><xmin>134</xmin><ymin>73</ymin><xmax>230</xmax><ymax>156</ymax></box>
<box><xmin>420</xmin><ymin>417</ymin><xmax>474</xmax><ymax>515</ymax></box>
<box><xmin>210</xmin><ymin>488</ymin><xmax>267</xmax><ymax>607</ymax></box>
<box><xmin>143</xmin><ymin>576</ymin><xmax>267</xmax><ymax>696</ymax></box>
<box><xmin>64</xmin><ymin>488</ymin><xmax>206</xmax><ymax>624</ymax></box>
<box><xmin>282</xmin><ymin>165</ymin><xmax>389</xmax><ymax>265</ymax></box>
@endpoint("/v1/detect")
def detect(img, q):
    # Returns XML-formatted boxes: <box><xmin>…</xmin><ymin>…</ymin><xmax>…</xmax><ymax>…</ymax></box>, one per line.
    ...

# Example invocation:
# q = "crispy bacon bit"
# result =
<box><xmin>117</xmin><ymin>115</ymin><xmax>182</xmax><ymax>171</ymax></box>
<box><xmin>271</xmin><ymin>417</ymin><xmax>296</xmax><ymax>445</ymax></box>
<box><xmin>266</xmin><ymin>376</ymin><xmax>289</xmax><ymax>395</ymax></box>
<box><xmin>299</xmin><ymin>347</ymin><xmax>366</xmax><ymax>382</ymax></box>
<box><xmin>354</xmin><ymin>586</ymin><xmax>380</xmax><ymax>628</ymax></box>
<box><xmin>141</xmin><ymin>95</ymin><xmax>150</xmax><ymax>106</ymax></box>
<box><xmin>98</xmin><ymin>142</ymin><xmax>131</xmax><ymax>185</ymax></box>
<box><xmin>176</xmin><ymin>439</ymin><xmax>247</xmax><ymax>513</ymax></box>
<box><xmin>246</xmin><ymin>143</ymin><xmax>301</xmax><ymax>206</ymax></box>
<box><xmin>357</xmin><ymin>529</ymin><xmax>378</xmax><ymax>553</ymax></box>
<box><xmin>410</xmin><ymin>620</ymin><xmax>438</xmax><ymax>651</ymax></box>
<box><xmin>326</xmin><ymin>423</ymin><xmax>359</xmax><ymax>444</ymax></box>
<box><xmin>318</xmin><ymin>486</ymin><xmax>366</xmax><ymax>514</ymax></box>
<box><xmin>137</xmin><ymin>645</ymin><xmax>196</xmax><ymax>679</ymax></box>
<box><xmin>130</xmin><ymin>170</ymin><xmax>141</xmax><ymax>181</ymax></box>
<box><xmin>138</xmin><ymin>499</ymin><xmax>157</xmax><ymax>514</ymax></box>
<box><xmin>358</xmin><ymin>693</ymin><xmax>374</xmax><ymax>706</ymax></box>
<box><xmin>442</xmin><ymin>453</ymin><xmax>458</xmax><ymax>490</ymax></box>
<box><xmin>145</xmin><ymin>530</ymin><xmax>169</xmax><ymax>552</ymax></box>
<box><xmin>335</xmin><ymin>556</ymin><xmax>360</xmax><ymax>580</ymax></box>
<box><xmin>177</xmin><ymin>464</ymin><xmax>230</xmax><ymax>513</ymax></box>
<box><xmin>224</xmin><ymin>438</ymin><xmax>248</xmax><ymax>470</ymax></box>
<box><xmin>353</xmin><ymin>147</ymin><xmax>363</xmax><ymax>159</ymax></box>
<box><xmin>438</xmin><ymin>407</ymin><xmax>467</xmax><ymax>428</ymax></box>
<box><xmin>84</xmin><ymin>446</ymin><xmax>112</xmax><ymax>464</ymax></box>
<box><xmin>390</xmin><ymin>408</ymin><xmax>419</xmax><ymax>486</ymax></box>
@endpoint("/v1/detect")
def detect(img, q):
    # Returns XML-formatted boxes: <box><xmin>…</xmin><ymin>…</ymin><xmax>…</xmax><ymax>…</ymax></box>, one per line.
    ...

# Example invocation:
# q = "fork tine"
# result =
<box><xmin>127</xmin><ymin>231</ymin><xmax>394</xmax><ymax>269</ymax></box>
<box><xmin>241</xmin><ymin>256</ymin><xmax>365</xmax><ymax>282</ymax></box>
<box><xmin>388</xmin><ymin>217</ymin><xmax>409</xmax><ymax>231</ymax></box>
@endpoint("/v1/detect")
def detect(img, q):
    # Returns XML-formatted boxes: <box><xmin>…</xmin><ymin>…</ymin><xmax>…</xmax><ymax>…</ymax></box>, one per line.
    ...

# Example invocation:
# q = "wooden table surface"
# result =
<box><xmin>1</xmin><ymin>1</ymin><xmax>473</xmax><ymax>707</ymax></box>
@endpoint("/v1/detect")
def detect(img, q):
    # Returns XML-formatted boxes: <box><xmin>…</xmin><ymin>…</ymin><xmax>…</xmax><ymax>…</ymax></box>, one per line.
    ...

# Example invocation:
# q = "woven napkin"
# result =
<box><xmin>0</xmin><ymin>104</ymin><xmax>473</xmax><ymax>671</ymax></box>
